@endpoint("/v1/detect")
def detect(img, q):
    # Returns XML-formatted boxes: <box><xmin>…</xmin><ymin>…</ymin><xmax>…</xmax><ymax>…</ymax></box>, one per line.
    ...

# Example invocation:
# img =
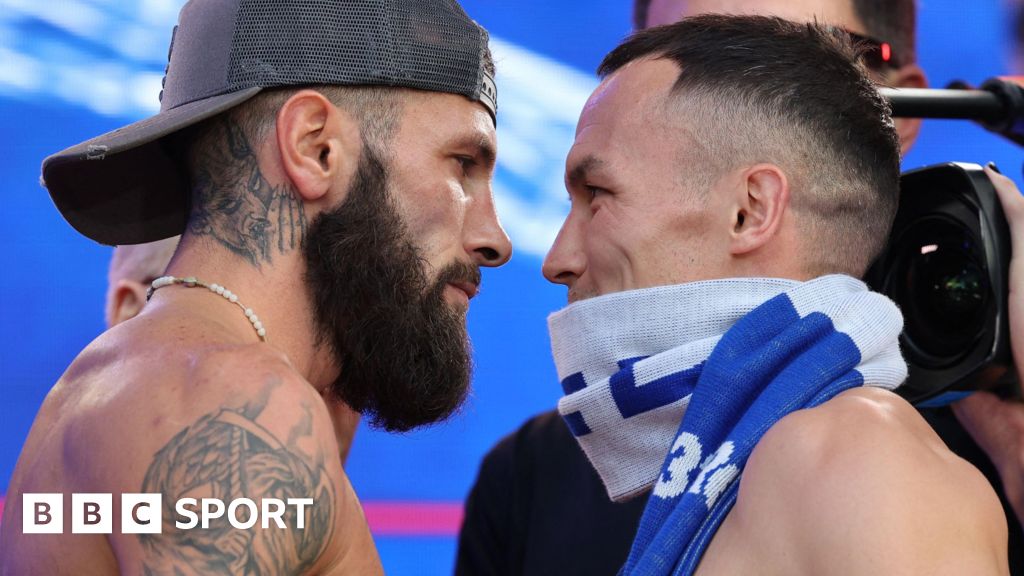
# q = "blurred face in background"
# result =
<box><xmin>643</xmin><ymin>0</ymin><xmax>926</xmax><ymax>152</ymax></box>
<box><xmin>106</xmin><ymin>237</ymin><xmax>180</xmax><ymax>328</ymax></box>
<box><xmin>647</xmin><ymin>0</ymin><xmax>861</xmax><ymax>30</ymax></box>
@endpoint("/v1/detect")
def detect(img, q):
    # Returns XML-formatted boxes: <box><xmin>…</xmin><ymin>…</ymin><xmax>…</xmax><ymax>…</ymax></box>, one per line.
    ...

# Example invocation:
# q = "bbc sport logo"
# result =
<box><xmin>22</xmin><ymin>493</ymin><xmax>314</xmax><ymax>534</ymax></box>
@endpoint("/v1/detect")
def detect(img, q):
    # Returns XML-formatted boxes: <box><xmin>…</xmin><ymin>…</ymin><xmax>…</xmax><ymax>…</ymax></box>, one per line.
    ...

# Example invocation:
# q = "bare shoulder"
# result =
<box><xmin>184</xmin><ymin>342</ymin><xmax>340</xmax><ymax>458</ymax></box>
<box><xmin>4</xmin><ymin>314</ymin><xmax>380</xmax><ymax>575</ymax></box>
<box><xmin>63</xmin><ymin>338</ymin><xmax>329</xmax><ymax>473</ymax></box>
<box><xmin>186</xmin><ymin>340</ymin><xmax>300</xmax><ymax>383</ymax></box>
<box><xmin>752</xmin><ymin>386</ymin><xmax>949</xmax><ymax>470</ymax></box>
<box><xmin>736</xmin><ymin>387</ymin><xmax>1009</xmax><ymax>575</ymax></box>
<box><xmin>127</xmin><ymin>346</ymin><xmax>343</xmax><ymax>573</ymax></box>
<box><xmin>62</xmin><ymin>337</ymin><xmax>375</xmax><ymax>574</ymax></box>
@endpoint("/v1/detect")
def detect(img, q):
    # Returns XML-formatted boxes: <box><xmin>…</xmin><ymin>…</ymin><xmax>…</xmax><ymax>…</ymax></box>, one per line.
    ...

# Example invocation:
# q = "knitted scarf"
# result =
<box><xmin>548</xmin><ymin>275</ymin><xmax>907</xmax><ymax>575</ymax></box>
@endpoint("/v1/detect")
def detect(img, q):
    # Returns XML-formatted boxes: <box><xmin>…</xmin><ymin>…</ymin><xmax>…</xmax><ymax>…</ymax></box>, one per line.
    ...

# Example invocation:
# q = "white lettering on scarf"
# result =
<box><xmin>653</xmin><ymin>432</ymin><xmax>702</xmax><ymax>499</ymax></box>
<box><xmin>653</xmin><ymin>434</ymin><xmax>739</xmax><ymax>509</ymax></box>
<box><xmin>688</xmin><ymin>442</ymin><xmax>738</xmax><ymax>509</ymax></box>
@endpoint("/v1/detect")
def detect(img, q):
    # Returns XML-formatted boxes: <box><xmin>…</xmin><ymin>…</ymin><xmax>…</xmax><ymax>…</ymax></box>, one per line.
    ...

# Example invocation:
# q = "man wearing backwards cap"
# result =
<box><xmin>0</xmin><ymin>0</ymin><xmax>510</xmax><ymax>573</ymax></box>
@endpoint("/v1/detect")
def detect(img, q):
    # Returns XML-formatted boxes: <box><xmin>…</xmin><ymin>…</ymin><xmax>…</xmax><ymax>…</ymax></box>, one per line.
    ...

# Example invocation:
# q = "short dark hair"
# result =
<box><xmin>600</xmin><ymin>15</ymin><xmax>900</xmax><ymax>276</ymax></box>
<box><xmin>632</xmin><ymin>0</ymin><xmax>917</xmax><ymax>64</ymax></box>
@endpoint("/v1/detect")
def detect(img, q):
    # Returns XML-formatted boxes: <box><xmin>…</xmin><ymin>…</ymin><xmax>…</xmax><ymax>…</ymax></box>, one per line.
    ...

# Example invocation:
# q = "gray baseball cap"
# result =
<box><xmin>42</xmin><ymin>0</ymin><xmax>498</xmax><ymax>246</ymax></box>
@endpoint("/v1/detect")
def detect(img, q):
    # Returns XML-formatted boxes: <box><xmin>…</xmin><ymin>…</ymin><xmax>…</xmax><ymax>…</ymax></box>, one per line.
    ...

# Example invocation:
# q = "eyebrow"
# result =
<box><xmin>566</xmin><ymin>155</ymin><xmax>605</xmax><ymax>187</ymax></box>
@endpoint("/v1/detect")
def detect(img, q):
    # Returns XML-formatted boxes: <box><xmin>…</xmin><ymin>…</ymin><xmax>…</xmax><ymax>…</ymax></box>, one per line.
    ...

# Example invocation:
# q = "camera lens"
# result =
<box><xmin>892</xmin><ymin>216</ymin><xmax>990</xmax><ymax>364</ymax></box>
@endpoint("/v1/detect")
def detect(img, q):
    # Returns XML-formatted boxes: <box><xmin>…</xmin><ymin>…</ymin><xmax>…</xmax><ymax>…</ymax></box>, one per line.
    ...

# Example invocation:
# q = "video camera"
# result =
<box><xmin>866</xmin><ymin>163</ymin><xmax>1015</xmax><ymax>403</ymax></box>
<box><xmin>868</xmin><ymin>79</ymin><xmax>1023</xmax><ymax>404</ymax></box>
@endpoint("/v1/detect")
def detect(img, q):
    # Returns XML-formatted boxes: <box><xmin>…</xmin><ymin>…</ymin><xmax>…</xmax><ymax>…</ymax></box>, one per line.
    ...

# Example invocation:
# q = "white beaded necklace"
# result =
<box><xmin>147</xmin><ymin>275</ymin><xmax>267</xmax><ymax>342</ymax></box>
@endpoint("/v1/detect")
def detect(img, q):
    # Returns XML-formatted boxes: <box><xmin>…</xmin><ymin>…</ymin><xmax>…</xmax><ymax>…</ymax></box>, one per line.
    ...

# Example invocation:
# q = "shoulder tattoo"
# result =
<box><xmin>138</xmin><ymin>393</ymin><xmax>334</xmax><ymax>575</ymax></box>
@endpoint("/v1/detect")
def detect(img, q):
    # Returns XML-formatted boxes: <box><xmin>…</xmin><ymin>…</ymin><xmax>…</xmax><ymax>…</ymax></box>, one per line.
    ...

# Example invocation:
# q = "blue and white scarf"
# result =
<box><xmin>548</xmin><ymin>275</ymin><xmax>907</xmax><ymax>575</ymax></box>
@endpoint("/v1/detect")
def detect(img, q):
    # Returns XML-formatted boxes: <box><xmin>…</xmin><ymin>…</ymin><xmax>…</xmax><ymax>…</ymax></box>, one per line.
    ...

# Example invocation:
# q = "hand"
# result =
<box><xmin>953</xmin><ymin>163</ymin><xmax>1024</xmax><ymax>530</ymax></box>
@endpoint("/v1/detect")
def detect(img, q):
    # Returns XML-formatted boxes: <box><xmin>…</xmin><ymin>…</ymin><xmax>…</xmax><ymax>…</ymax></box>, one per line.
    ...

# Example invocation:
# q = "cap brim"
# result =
<box><xmin>42</xmin><ymin>87</ymin><xmax>263</xmax><ymax>246</ymax></box>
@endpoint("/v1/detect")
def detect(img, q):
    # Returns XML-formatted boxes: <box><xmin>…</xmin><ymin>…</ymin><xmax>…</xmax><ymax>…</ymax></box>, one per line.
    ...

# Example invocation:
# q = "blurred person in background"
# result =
<box><xmin>947</xmin><ymin>0</ymin><xmax>1024</xmax><ymax>550</ymax></box>
<box><xmin>105</xmin><ymin>237</ymin><xmax>180</xmax><ymax>329</ymax></box>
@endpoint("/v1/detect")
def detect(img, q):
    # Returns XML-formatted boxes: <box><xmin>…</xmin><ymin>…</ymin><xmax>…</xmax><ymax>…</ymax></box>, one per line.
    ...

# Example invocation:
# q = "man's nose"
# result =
<box><xmin>465</xmin><ymin>192</ymin><xmax>512</xmax><ymax>267</ymax></box>
<box><xmin>542</xmin><ymin>215</ymin><xmax>585</xmax><ymax>287</ymax></box>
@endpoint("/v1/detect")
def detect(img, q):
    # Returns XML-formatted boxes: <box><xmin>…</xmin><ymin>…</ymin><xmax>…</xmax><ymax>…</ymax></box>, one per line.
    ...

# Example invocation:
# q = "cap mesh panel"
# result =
<box><xmin>227</xmin><ymin>0</ymin><xmax>485</xmax><ymax>101</ymax></box>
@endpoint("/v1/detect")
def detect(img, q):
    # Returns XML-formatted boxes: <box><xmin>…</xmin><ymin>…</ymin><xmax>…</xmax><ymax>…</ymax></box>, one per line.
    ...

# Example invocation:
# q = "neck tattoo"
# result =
<box><xmin>147</xmin><ymin>275</ymin><xmax>268</xmax><ymax>342</ymax></box>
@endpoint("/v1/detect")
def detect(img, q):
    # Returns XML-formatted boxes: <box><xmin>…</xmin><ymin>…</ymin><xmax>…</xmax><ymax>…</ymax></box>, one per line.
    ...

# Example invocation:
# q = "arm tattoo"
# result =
<box><xmin>139</xmin><ymin>392</ymin><xmax>334</xmax><ymax>575</ymax></box>
<box><xmin>188</xmin><ymin>117</ymin><xmax>307</xmax><ymax>268</ymax></box>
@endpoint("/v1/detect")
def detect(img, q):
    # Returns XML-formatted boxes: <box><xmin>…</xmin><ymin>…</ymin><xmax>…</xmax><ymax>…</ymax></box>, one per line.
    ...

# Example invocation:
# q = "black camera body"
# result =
<box><xmin>866</xmin><ymin>162</ymin><xmax>1017</xmax><ymax>404</ymax></box>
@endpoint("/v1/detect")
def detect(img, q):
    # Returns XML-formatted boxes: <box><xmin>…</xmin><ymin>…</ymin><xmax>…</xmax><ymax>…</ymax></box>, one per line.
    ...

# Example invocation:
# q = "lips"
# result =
<box><xmin>436</xmin><ymin>260</ymin><xmax>481</xmax><ymax>304</ymax></box>
<box><xmin>448</xmin><ymin>281</ymin><xmax>479</xmax><ymax>300</ymax></box>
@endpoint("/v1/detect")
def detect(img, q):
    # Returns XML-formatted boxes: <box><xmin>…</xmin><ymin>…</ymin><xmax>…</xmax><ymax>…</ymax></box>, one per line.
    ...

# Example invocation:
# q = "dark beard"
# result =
<box><xmin>303</xmin><ymin>145</ymin><xmax>479</xmax><ymax>432</ymax></box>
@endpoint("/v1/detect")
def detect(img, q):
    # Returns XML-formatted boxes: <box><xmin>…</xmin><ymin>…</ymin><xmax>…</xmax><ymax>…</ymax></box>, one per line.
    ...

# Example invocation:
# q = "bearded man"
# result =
<box><xmin>0</xmin><ymin>0</ymin><xmax>510</xmax><ymax>573</ymax></box>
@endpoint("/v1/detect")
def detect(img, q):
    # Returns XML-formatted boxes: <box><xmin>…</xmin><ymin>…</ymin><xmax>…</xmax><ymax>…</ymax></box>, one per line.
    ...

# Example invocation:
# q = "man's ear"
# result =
<box><xmin>108</xmin><ymin>279</ymin><xmax>149</xmax><ymax>328</ymax></box>
<box><xmin>888</xmin><ymin>63</ymin><xmax>928</xmax><ymax>154</ymax></box>
<box><xmin>276</xmin><ymin>90</ymin><xmax>361</xmax><ymax>203</ymax></box>
<box><xmin>729</xmin><ymin>164</ymin><xmax>790</xmax><ymax>256</ymax></box>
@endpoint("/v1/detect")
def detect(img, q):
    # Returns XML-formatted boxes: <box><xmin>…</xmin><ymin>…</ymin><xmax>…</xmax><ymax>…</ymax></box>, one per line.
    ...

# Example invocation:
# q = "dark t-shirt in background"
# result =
<box><xmin>457</xmin><ymin>407</ymin><xmax>1023</xmax><ymax>575</ymax></box>
<box><xmin>455</xmin><ymin>410</ymin><xmax>647</xmax><ymax>576</ymax></box>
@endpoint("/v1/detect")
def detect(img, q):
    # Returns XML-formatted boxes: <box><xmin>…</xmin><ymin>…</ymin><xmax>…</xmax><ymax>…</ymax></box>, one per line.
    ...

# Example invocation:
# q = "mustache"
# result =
<box><xmin>434</xmin><ymin>260</ymin><xmax>482</xmax><ymax>292</ymax></box>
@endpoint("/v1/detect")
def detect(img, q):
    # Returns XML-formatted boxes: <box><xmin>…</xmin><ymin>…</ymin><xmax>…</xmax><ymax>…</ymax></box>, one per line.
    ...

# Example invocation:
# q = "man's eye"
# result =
<box><xmin>587</xmin><ymin>186</ymin><xmax>607</xmax><ymax>199</ymax></box>
<box><xmin>456</xmin><ymin>156</ymin><xmax>476</xmax><ymax>174</ymax></box>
